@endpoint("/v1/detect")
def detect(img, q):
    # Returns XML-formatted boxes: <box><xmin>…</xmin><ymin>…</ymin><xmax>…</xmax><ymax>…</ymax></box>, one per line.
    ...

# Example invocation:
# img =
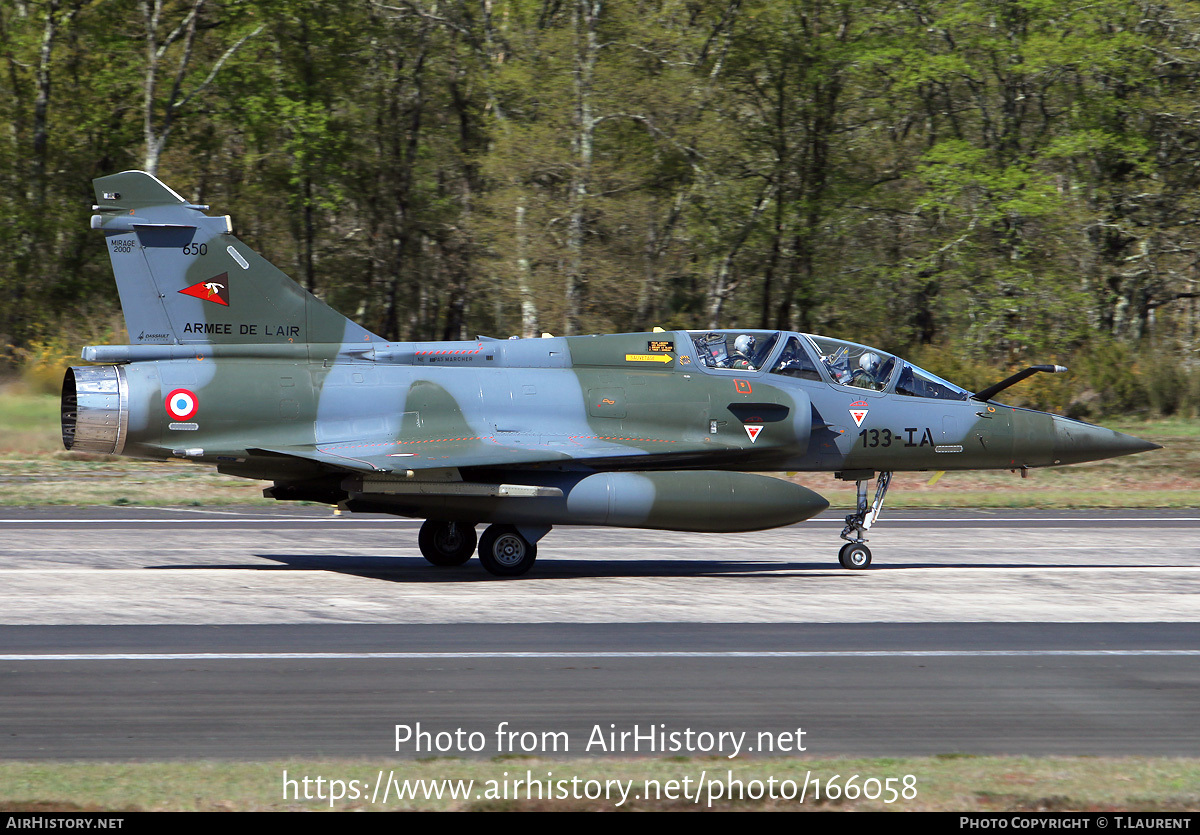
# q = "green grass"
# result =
<box><xmin>1</xmin><ymin>757</ymin><xmax>1197</xmax><ymax>811</ymax></box>
<box><xmin>1109</xmin><ymin>415</ymin><xmax>1200</xmax><ymax>438</ymax></box>
<box><xmin>0</xmin><ymin>387</ymin><xmax>62</xmax><ymax>455</ymax></box>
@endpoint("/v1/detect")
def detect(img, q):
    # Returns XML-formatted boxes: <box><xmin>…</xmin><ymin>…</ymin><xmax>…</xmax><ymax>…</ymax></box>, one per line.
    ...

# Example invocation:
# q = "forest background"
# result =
<box><xmin>4</xmin><ymin>0</ymin><xmax>1200</xmax><ymax>420</ymax></box>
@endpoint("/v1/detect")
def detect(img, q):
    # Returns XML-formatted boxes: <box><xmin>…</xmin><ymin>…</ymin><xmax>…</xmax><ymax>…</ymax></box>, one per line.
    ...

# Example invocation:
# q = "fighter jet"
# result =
<box><xmin>63</xmin><ymin>171</ymin><xmax>1160</xmax><ymax>576</ymax></box>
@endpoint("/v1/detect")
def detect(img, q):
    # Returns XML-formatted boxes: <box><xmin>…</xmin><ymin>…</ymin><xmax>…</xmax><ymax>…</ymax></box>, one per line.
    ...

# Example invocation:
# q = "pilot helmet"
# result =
<box><xmin>734</xmin><ymin>334</ymin><xmax>756</xmax><ymax>355</ymax></box>
<box><xmin>859</xmin><ymin>351</ymin><xmax>881</xmax><ymax>375</ymax></box>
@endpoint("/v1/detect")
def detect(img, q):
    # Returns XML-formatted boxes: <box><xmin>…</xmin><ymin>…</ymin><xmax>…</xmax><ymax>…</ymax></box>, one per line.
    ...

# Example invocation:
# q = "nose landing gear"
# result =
<box><xmin>838</xmin><ymin>471</ymin><xmax>891</xmax><ymax>570</ymax></box>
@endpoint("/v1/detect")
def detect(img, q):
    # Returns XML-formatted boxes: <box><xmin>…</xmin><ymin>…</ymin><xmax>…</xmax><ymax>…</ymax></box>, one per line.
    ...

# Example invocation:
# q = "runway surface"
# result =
<box><xmin>3</xmin><ymin>506</ymin><xmax>1199</xmax><ymax>624</ymax></box>
<box><xmin>1</xmin><ymin>506</ymin><xmax>1198</xmax><ymax>759</ymax></box>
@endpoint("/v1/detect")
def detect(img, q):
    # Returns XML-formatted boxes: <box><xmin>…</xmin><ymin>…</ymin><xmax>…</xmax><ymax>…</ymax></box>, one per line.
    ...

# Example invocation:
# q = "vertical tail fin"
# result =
<box><xmin>91</xmin><ymin>170</ymin><xmax>380</xmax><ymax>346</ymax></box>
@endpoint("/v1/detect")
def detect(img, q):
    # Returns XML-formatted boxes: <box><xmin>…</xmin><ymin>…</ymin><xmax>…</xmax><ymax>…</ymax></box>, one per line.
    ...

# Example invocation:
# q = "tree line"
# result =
<box><xmin>3</xmin><ymin>0</ymin><xmax>1199</xmax><ymax>400</ymax></box>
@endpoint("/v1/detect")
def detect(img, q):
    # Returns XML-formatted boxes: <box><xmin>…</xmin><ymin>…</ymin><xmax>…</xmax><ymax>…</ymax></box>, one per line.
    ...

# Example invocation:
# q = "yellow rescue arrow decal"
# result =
<box><xmin>625</xmin><ymin>354</ymin><xmax>673</xmax><ymax>363</ymax></box>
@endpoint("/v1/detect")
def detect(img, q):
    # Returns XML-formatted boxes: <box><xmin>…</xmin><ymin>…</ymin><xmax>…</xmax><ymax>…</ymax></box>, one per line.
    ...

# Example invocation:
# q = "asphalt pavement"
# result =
<box><xmin>1</xmin><ymin>506</ymin><xmax>1197</xmax><ymax>759</ymax></box>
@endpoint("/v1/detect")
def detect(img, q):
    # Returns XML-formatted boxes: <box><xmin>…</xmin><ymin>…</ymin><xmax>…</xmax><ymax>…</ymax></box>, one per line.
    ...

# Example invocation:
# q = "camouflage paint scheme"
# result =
<box><xmin>62</xmin><ymin>171</ymin><xmax>1160</xmax><ymax>575</ymax></box>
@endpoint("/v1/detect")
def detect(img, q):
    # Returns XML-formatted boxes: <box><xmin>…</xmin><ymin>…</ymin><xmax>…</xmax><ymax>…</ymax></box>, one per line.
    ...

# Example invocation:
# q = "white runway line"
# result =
<box><xmin>4</xmin><ymin>566</ymin><xmax>1200</xmax><ymax>573</ymax></box>
<box><xmin>0</xmin><ymin>519</ymin><xmax>413</xmax><ymax>524</ymax></box>
<box><xmin>4</xmin><ymin>650</ymin><xmax>1199</xmax><ymax>662</ymax></box>
<box><xmin>0</xmin><ymin>516</ymin><xmax>1195</xmax><ymax>524</ymax></box>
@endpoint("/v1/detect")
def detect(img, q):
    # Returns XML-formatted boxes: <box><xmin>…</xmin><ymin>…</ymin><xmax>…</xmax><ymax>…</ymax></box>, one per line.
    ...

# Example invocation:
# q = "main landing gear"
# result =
<box><xmin>477</xmin><ymin>524</ymin><xmax>538</xmax><ymax>577</ymax></box>
<box><xmin>418</xmin><ymin>519</ymin><xmax>477</xmax><ymax>566</ymax></box>
<box><xmin>417</xmin><ymin>520</ymin><xmax>547</xmax><ymax>577</ymax></box>
<box><xmin>838</xmin><ymin>471</ymin><xmax>892</xmax><ymax>570</ymax></box>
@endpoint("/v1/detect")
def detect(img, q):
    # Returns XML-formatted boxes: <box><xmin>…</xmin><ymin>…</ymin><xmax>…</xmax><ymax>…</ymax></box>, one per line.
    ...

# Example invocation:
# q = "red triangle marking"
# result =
<box><xmin>179</xmin><ymin>273</ymin><xmax>230</xmax><ymax>306</ymax></box>
<box><xmin>745</xmin><ymin>425</ymin><xmax>763</xmax><ymax>443</ymax></box>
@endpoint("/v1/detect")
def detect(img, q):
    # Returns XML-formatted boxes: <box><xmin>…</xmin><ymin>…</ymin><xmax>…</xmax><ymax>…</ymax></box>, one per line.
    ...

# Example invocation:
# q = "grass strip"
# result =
<box><xmin>1</xmin><ymin>756</ymin><xmax>1197</xmax><ymax>812</ymax></box>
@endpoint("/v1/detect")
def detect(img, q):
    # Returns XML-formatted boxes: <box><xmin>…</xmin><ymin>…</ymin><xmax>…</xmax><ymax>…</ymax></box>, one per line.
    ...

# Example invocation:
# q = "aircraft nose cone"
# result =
<box><xmin>1051</xmin><ymin>416</ymin><xmax>1161</xmax><ymax>465</ymax></box>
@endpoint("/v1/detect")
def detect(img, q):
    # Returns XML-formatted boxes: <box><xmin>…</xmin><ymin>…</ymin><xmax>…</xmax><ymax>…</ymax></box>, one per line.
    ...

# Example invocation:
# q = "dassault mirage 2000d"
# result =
<box><xmin>63</xmin><ymin>171</ymin><xmax>1161</xmax><ymax>576</ymax></box>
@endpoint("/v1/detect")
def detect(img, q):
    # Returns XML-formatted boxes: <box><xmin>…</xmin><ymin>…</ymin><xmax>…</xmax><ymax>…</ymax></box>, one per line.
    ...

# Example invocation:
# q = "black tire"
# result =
<box><xmin>477</xmin><ymin>524</ymin><xmax>537</xmax><ymax>577</ymax></box>
<box><xmin>838</xmin><ymin>542</ymin><xmax>872</xmax><ymax>570</ymax></box>
<box><xmin>418</xmin><ymin>519</ymin><xmax>477</xmax><ymax>566</ymax></box>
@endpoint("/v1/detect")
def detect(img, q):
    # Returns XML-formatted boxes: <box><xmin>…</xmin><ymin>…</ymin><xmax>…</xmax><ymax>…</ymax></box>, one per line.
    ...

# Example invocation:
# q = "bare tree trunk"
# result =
<box><xmin>8</xmin><ymin>0</ymin><xmax>79</xmax><ymax>343</ymax></box>
<box><xmin>142</xmin><ymin>0</ymin><xmax>201</xmax><ymax>174</ymax></box>
<box><xmin>515</xmin><ymin>198</ymin><xmax>540</xmax><ymax>337</ymax></box>
<box><xmin>30</xmin><ymin>0</ymin><xmax>63</xmax><ymax>206</ymax></box>
<box><xmin>139</xmin><ymin>0</ymin><xmax>260</xmax><ymax>175</ymax></box>
<box><xmin>442</xmin><ymin>47</ymin><xmax>482</xmax><ymax>342</ymax></box>
<box><xmin>706</xmin><ymin>186</ymin><xmax>771</xmax><ymax>328</ymax></box>
<box><xmin>479</xmin><ymin>0</ymin><xmax>540</xmax><ymax>335</ymax></box>
<box><xmin>382</xmin><ymin>32</ymin><xmax>430</xmax><ymax>341</ymax></box>
<box><xmin>759</xmin><ymin>195</ymin><xmax>784</xmax><ymax>328</ymax></box>
<box><xmin>636</xmin><ymin>190</ymin><xmax>686</xmax><ymax>327</ymax></box>
<box><xmin>299</xmin><ymin>18</ymin><xmax>316</xmax><ymax>294</ymax></box>
<box><xmin>565</xmin><ymin>0</ymin><xmax>600</xmax><ymax>335</ymax></box>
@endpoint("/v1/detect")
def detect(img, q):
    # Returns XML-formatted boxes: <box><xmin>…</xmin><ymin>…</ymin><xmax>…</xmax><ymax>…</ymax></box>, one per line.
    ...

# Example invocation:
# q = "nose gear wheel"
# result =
<box><xmin>837</xmin><ymin>471</ymin><xmax>890</xmax><ymax>569</ymax></box>
<box><xmin>838</xmin><ymin>542</ymin><xmax>872</xmax><ymax>569</ymax></box>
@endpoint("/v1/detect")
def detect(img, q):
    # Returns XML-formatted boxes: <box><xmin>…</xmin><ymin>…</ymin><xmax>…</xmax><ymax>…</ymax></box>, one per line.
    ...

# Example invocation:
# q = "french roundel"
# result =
<box><xmin>165</xmin><ymin>388</ymin><xmax>199</xmax><ymax>420</ymax></box>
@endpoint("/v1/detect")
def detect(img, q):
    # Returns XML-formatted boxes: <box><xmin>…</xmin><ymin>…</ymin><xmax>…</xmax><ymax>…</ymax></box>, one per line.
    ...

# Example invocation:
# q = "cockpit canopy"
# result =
<box><xmin>688</xmin><ymin>330</ymin><xmax>970</xmax><ymax>401</ymax></box>
<box><xmin>692</xmin><ymin>331</ymin><xmax>781</xmax><ymax>371</ymax></box>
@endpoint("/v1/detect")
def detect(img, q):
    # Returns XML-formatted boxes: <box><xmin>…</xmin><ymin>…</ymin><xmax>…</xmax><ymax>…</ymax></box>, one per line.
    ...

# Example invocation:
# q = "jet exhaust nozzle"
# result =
<box><xmin>61</xmin><ymin>366</ymin><xmax>128</xmax><ymax>455</ymax></box>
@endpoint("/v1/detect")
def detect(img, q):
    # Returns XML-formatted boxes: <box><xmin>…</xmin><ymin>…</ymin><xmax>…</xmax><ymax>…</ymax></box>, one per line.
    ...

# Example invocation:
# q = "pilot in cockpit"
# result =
<box><xmin>725</xmin><ymin>334</ymin><xmax>757</xmax><ymax>370</ymax></box>
<box><xmin>848</xmin><ymin>351</ymin><xmax>881</xmax><ymax>388</ymax></box>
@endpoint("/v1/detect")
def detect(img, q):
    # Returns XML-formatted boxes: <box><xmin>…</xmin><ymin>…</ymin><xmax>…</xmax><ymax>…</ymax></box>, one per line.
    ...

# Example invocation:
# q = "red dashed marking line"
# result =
<box><xmin>413</xmin><ymin>346</ymin><xmax>484</xmax><ymax>356</ymax></box>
